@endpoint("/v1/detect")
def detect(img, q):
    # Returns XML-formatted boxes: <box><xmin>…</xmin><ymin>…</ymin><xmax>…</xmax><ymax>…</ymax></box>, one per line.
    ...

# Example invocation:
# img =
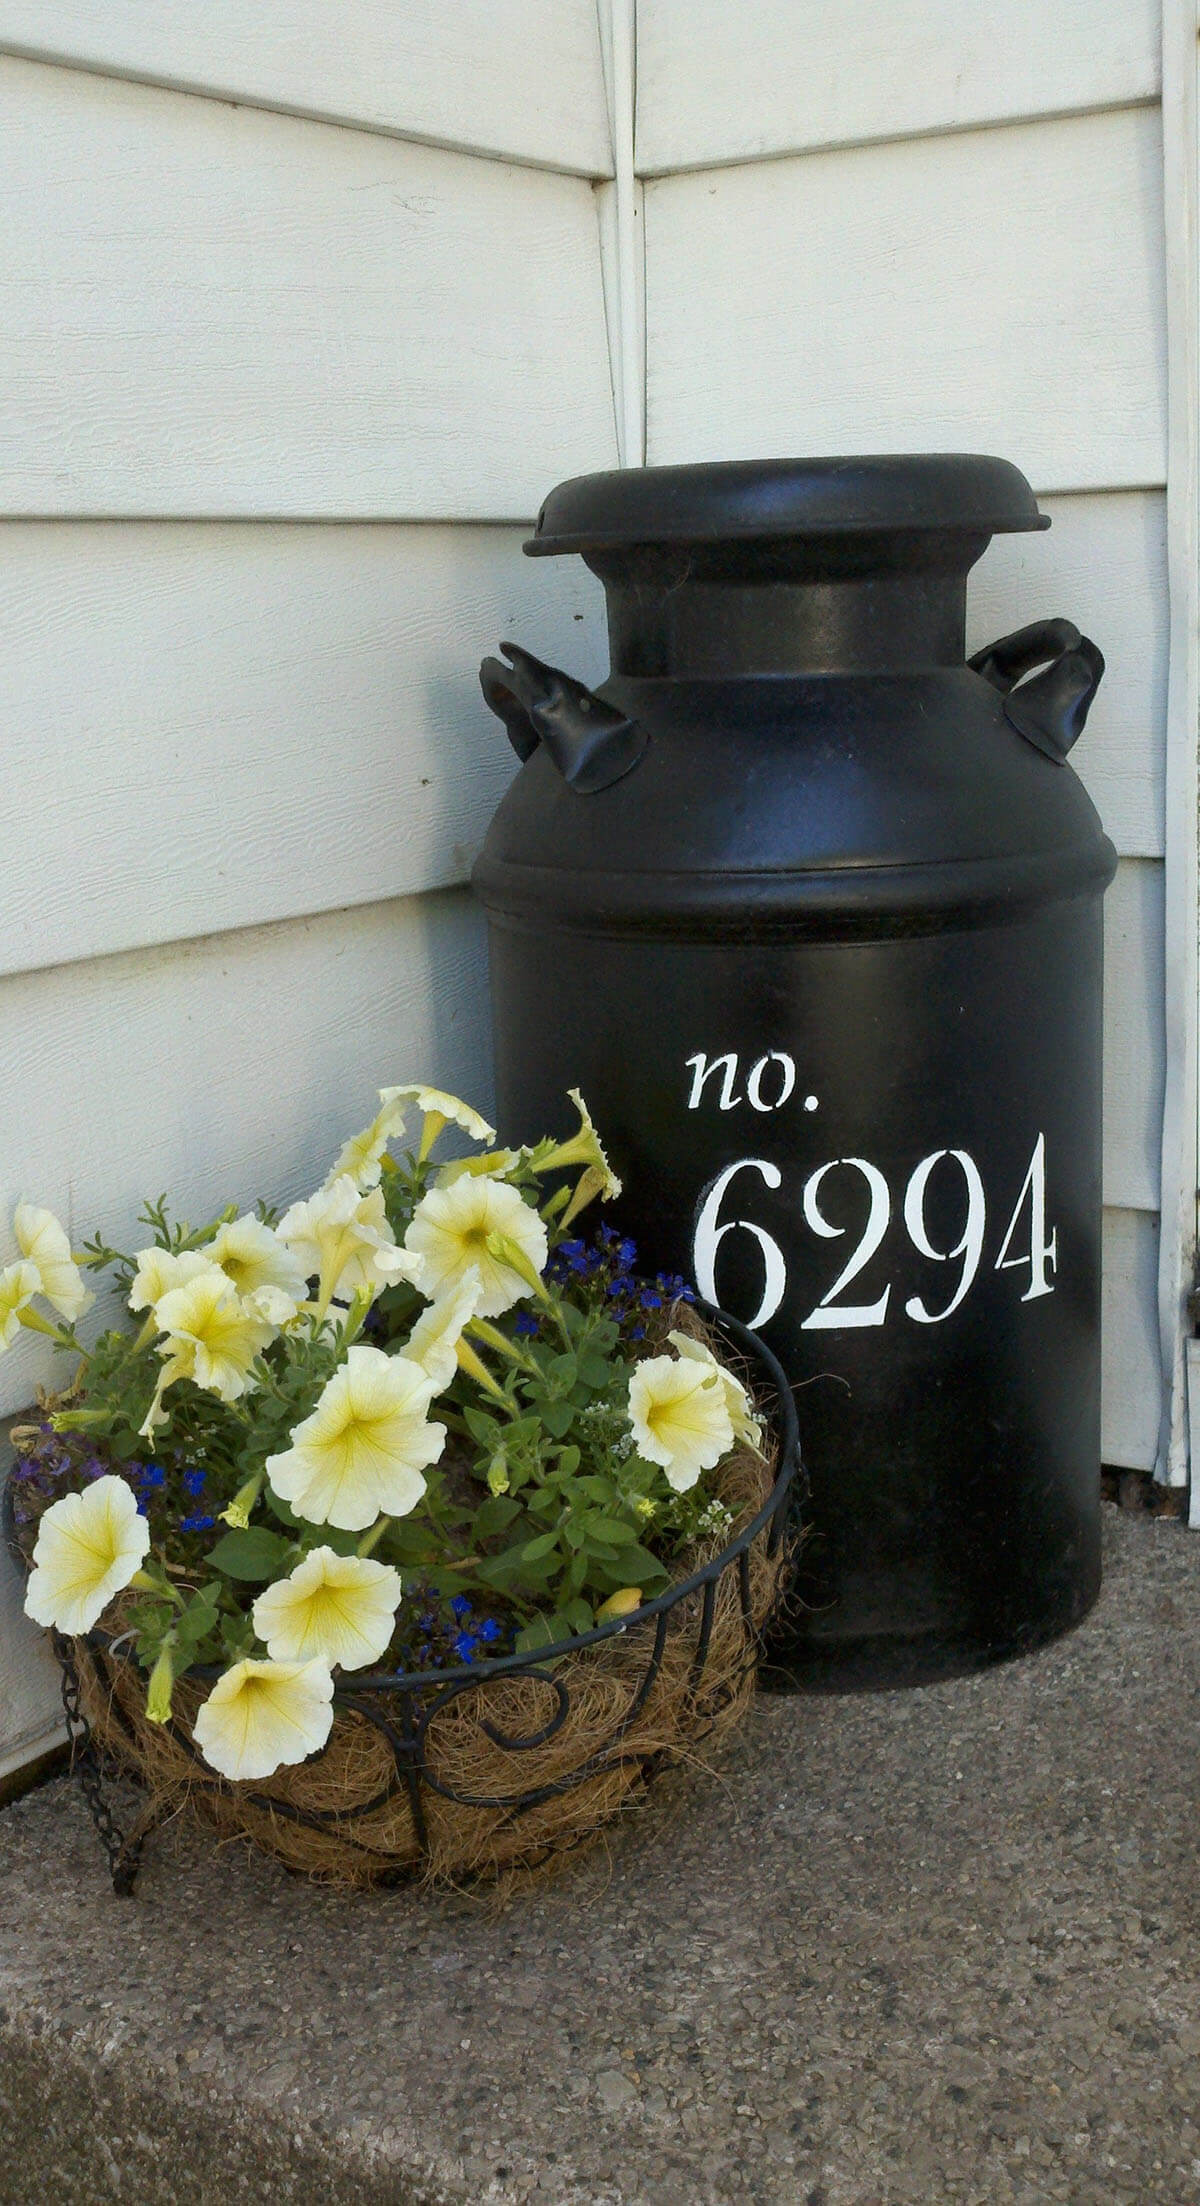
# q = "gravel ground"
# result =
<box><xmin>1</xmin><ymin>1503</ymin><xmax>1198</xmax><ymax>2205</ymax></box>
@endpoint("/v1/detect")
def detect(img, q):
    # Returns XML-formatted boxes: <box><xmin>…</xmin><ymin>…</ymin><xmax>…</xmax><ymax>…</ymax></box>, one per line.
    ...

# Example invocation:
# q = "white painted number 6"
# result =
<box><xmin>692</xmin><ymin>1158</ymin><xmax>786</xmax><ymax>1330</ymax></box>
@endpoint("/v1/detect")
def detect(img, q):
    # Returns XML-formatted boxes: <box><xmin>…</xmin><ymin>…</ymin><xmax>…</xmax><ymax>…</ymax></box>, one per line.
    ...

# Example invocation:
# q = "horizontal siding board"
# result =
<box><xmin>1102</xmin><ymin>1206</ymin><xmax>1163</xmax><ymax>1470</ymax></box>
<box><xmin>0</xmin><ymin>56</ymin><xmax>618</xmax><ymax>519</ymax></box>
<box><xmin>637</xmin><ymin>0</ymin><xmax>1161</xmax><ymax>174</ymax></box>
<box><xmin>0</xmin><ymin>887</ymin><xmax>492</xmax><ymax>1421</ymax></box>
<box><xmin>644</xmin><ymin>106</ymin><xmax>1166</xmax><ymax>495</ymax></box>
<box><xmin>0</xmin><ymin>520</ymin><xmax>606</xmax><ymax>977</ymax></box>
<box><xmin>0</xmin><ymin>1</ymin><xmax>613</xmax><ymax>175</ymax></box>
<box><xmin>1103</xmin><ymin>860</ymin><xmax>1165</xmax><ymax>1214</ymax></box>
<box><xmin>966</xmin><ymin>491</ymin><xmax>1167</xmax><ymax>859</ymax></box>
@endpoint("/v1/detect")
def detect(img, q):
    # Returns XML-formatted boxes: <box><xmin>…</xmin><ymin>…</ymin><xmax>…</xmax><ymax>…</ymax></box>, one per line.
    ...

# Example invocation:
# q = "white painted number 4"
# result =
<box><xmin>993</xmin><ymin>1131</ymin><xmax>1057</xmax><ymax>1301</ymax></box>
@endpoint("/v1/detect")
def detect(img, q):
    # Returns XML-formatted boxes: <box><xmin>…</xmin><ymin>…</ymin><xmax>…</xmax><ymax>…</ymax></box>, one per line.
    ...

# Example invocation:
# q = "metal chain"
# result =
<box><xmin>51</xmin><ymin>1632</ymin><xmax>146</xmax><ymax>1895</ymax></box>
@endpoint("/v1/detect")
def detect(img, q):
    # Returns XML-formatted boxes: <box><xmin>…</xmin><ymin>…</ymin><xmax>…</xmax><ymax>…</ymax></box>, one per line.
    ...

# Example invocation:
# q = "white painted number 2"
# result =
<box><xmin>692</xmin><ymin>1135</ymin><xmax>1055</xmax><ymax>1331</ymax></box>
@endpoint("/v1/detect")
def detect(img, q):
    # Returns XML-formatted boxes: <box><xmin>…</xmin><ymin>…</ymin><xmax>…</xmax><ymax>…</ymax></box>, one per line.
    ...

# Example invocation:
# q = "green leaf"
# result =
<box><xmin>463</xmin><ymin>1406</ymin><xmax>501</xmax><ymax>1449</ymax></box>
<box><xmin>547</xmin><ymin>1352</ymin><xmax>578</xmax><ymax>1389</ymax></box>
<box><xmin>577</xmin><ymin>1353</ymin><xmax>611</xmax><ymax>1390</ymax></box>
<box><xmin>540</xmin><ymin>1398</ymin><xmax>575</xmax><ymax>1439</ymax></box>
<box><xmin>586</xmin><ymin>1514</ymin><xmax>638</xmax><ymax>1546</ymax></box>
<box><xmin>207</xmin><ymin>1527</ymin><xmax>292</xmax><ymax>1582</ymax></box>
<box><xmin>520</xmin><ymin>1531</ymin><xmax>560</xmax><ymax>1563</ymax></box>
<box><xmin>616</xmin><ymin>1543</ymin><xmax>672</xmax><ymax>1587</ymax></box>
<box><xmin>563</xmin><ymin>1597</ymin><xmax>594</xmax><ymax>1636</ymax></box>
<box><xmin>473</xmin><ymin>1494</ymin><xmax>521</xmax><ymax>1537</ymax></box>
<box><xmin>554</xmin><ymin>1444</ymin><xmax>582</xmax><ymax>1477</ymax></box>
<box><xmin>515</xmin><ymin>1613</ymin><xmax>560</xmax><ymax>1655</ymax></box>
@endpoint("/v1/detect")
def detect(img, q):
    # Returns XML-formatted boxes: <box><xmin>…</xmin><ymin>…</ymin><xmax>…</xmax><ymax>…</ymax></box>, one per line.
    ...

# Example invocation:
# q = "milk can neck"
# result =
<box><xmin>593</xmin><ymin>534</ymin><xmax>984</xmax><ymax>678</ymax></box>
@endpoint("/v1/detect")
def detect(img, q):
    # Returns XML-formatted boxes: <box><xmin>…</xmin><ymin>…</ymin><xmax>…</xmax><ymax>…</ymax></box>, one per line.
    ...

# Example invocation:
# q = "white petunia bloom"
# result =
<box><xmin>128</xmin><ymin>1245</ymin><xmax>216</xmax><ymax>1317</ymax></box>
<box><xmin>13</xmin><ymin>1205</ymin><xmax>93</xmax><ymax>1323</ymax></box>
<box><xmin>403</xmin><ymin>1176</ymin><xmax>548</xmax><ymax>1319</ymax></box>
<box><xmin>265</xmin><ymin>1344</ymin><xmax>445</xmax><ymax>1532</ymax></box>
<box><xmin>153</xmin><ymin>1267</ymin><xmax>276</xmax><ymax>1403</ymax></box>
<box><xmin>404</xmin><ymin>1268</ymin><xmax>485</xmax><ymax>1394</ymax></box>
<box><xmin>201</xmin><ymin>1215</ymin><xmax>308</xmax><ymax>1309</ymax></box>
<box><xmin>24</xmin><ymin>1475</ymin><xmax>150</xmax><ymax>1636</ymax></box>
<box><xmin>252</xmin><ymin>1547</ymin><xmax>402</xmax><ymax>1671</ymax></box>
<box><xmin>0</xmin><ymin>1260</ymin><xmax>40</xmax><ymax>1350</ymax></box>
<box><xmin>327</xmin><ymin>1092</ymin><xmax>410</xmax><ymax>1190</ymax></box>
<box><xmin>379</xmin><ymin>1084</ymin><xmax>495</xmax><ymax>1159</ymax></box>
<box><xmin>277</xmin><ymin>1177</ymin><xmax>424</xmax><ymax>1313</ymax></box>
<box><xmin>667</xmin><ymin>1330</ymin><xmax>765</xmax><ymax>1455</ymax></box>
<box><xmin>627</xmin><ymin>1353</ymin><xmax>735</xmax><ymax>1494</ymax></box>
<box><xmin>192</xmin><ymin>1656</ymin><xmax>335</xmax><ymax>1783</ymax></box>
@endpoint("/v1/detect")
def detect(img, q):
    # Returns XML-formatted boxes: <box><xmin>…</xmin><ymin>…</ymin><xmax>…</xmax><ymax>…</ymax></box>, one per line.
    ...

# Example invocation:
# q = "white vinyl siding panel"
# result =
<box><xmin>636</xmin><ymin>0</ymin><xmax>1161</xmax><ymax>174</ymax></box>
<box><xmin>0</xmin><ymin>0</ymin><xmax>613</xmax><ymax>175</ymax></box>
<box><xmin>0</xmin><ymin>521</ymin><xmax>606</xmax><ymax>977</ymax></box>
<box><xmin>967</xmin><ymin>491</ymin><xmax>1167</xmax><ymax>861</ymax></box>
<box><xmin>0</xmin><ymin>888</ymin><xmax>491</xmax><ymax>1422</ymax></box>
<box><xmin>643</xmin><ymin>107</ymin><xmax>1166</xmax><ymax>496</ymax></box>
<box><xmin>1102</xmin><ymin>1207</ymin><xmax>1163</xmax><ymax>1470</ymax></box>
<box><xmin>0</xmin><ymin>56</ymin><xmax>618</xmax><ymax>520</ymax></box>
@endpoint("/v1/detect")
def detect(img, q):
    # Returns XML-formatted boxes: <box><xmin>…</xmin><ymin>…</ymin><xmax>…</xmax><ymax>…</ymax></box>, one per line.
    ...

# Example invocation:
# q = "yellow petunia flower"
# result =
<box><xmin>153</xmin><ymin>1266</ymin><xmax>276</xmax><ymax>1405</ymax></box>
<box><xmin>327</xmin><ymin>1093</ymin><xmax>410</xmax><ymax>1190</ymax></box>
<box><xmin>541</xmin><ymin>1089</ymin><xmax>622</xmax><ymax>1201</ymax></box>
<box><xmin>192</xmin><ymin>1656</ymin><xmax>335</xmax><ymax>1783</ymax></box>
<box><xmin>0</xmin><ymin>1259</ymin><xmax>40</xmax><ymax>1350</ymax></box>
<box><xmin>24</xmin><ymin>1474</ymin><xmax>151</xmax><ymax>1636</ymax></box>
<box><xmin>201</xmin><ymin>1214</ymin><xmax>308</xmax><ymax>1311</ymax></box>
<box><xmin>252</xmin><ymin>1547</ymin><xmax>402</xmax><ymax>1671</ymax></box>
<box><xmin>404</xmin><ymin>1268</ymin><xmax>485</xmax><ymax>1394</ymax></box>
<box><xmin>278</xmin><ymin>1176</ymin><xmax>424</xmax><ymax>1315</ymax></box>
<box><xmin>378</xmin><ymin>1084</ymin><xmax>495</xmax><ymax>1164</ymax></box>
<box><xmin>264</xmin><ymin>1344</ymin><xmax>444</xmax><ymax>1532</ymax></box>
<box><xmin>128</xmin><ymin>1245</ymin><xmax>215</xmax><ymax>1317</ymax></box>
<box><xmin>13</xmin><ymin>1205</ymin><xmax>93</xmax><ymax>1323</ymax></box>
<box><xmin>667</xmin><ymin>1330</ymin><xmax>765</xmax><ymax>1455</ymax></box>
<box><xmin>403</xmin><ymin>1176</ymin><xmax>548</xmax><ymax>1319</ymax></box>
<box><xmin>626</xmin><ymin>1352</ymin><xmax>735</xmax><ymax>1494</ymax></box>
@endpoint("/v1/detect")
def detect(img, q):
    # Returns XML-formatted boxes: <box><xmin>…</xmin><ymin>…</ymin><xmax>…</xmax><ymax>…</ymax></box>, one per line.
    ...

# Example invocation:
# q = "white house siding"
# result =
<box><xmin>636</xmin><ymin>3</ymin><xmax>1177</xmax><ymax>1484</ymax></box>
<box><xmin>0</xmin><ymin>18</ymin><xmax>616</xmax><ymax>1776</ymax></box>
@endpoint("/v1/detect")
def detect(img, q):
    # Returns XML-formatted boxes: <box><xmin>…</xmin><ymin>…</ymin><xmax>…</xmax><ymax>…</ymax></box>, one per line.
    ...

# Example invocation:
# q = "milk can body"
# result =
<box><xmin>473</xmin><ymin>456</ymin><xmax>1116</xmax><ymax>1687</ymax></box>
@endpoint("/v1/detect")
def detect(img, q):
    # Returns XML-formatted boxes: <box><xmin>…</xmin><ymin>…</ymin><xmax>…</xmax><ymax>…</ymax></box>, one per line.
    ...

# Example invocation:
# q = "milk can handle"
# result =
<box><xmin>479</xmin><ymin>642</ymin><xmax>648</xmax><ymax>793</ymax></box>
<box><xmin>968</xmin><ymin>618</ymin><xmax>1105</xmax><ymax>765</ymax></box>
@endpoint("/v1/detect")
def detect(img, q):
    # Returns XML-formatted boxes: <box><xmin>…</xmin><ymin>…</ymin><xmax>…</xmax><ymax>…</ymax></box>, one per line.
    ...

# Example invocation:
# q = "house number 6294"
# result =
<box><xmin>691</xmin><ymin>1135</ymin><xmax>1057</xmax><ymax>1332</ymax></box>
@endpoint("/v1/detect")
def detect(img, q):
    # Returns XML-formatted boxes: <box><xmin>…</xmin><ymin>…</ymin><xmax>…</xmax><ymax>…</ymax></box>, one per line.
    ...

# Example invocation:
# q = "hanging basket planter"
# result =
<box><xmin>9</xmin><ymin>1306</ymin><xmax>797</xmax><ymax>1892</ymax></box>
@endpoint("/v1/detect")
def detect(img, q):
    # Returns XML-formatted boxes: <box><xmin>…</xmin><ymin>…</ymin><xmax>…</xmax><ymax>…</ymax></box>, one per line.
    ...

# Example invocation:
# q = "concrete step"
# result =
<box><xmin>1</xmin><ymin>1505</ymin><xmax>1198</xmax><ymax>2205</ymax></box>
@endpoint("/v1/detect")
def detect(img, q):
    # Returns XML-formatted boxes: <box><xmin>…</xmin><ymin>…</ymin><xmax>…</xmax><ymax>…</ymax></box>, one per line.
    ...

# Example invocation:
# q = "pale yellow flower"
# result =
<box><xmin>435</xmin><ymin>1149</ymin><xmax>521</xmax><ymax>1188</ymax></box>
<box><xmin>627</xmin><ymin>1353</ymin><xmax>735</xmax><ymax>1493</ymax></box>
<box><xmin>404</xmin><ymin>1176</ymin><xmax>548</xmax><ymax>1319</ymax></box>
<box><xmin>404</xmin><ymin>1268</ymin><xmax>485</xmax><ymax>1394</ymax></box>
<box><xmin>252</xmin><ymin>1547</ymin><xmax>402</xmax><ymax>1671</ymax></box>
<box><xmin>667</xmin><ymin>1330</ymin><xmax>764</xmax><ymax>1455</ymax></box>
<box><xmin>542</xmin><ymin>1089</ymin><xmax>622</xmax><ymax>1200</ymax></box>
<box><xmin>380</xmin><ymin>1084</ymin><xmax>495</xmax><ymax>1162</ymax></box>
<box><xmin>278</xmin><ymin>1176</ymin><xmax>424</xmax><ymax>1312</ymax></box>
<box><xmin>128</xmin><ymin>1245</ymin><xmax>215</xmax><ymax>1316</ymax></box>
<box><xmin>192</xmin><ymin>1656</ymin><xmax>334</xmax><ymax>1782</ymax></box>
<box><xmin>154</xmin><ymin>1267</ymin><xmax>275</xmax><ymax>1403</ymax></box>
<box><xmin>24</xmin><ymin>1475</ymin><xmax>150</xmax><ymax>1636</ymax></box>
<box><xmin>0</xmin><ymin>1260</ymin><xmax>40</xmax><ymax>1349</ymax></box>
<box><xmin>202</xmin><ymin>1215</ymin><xmax>308</xmax><ymax>1309</ymax></box>
<box><xmin>327</xmin><ymin>1093</ymin><xmax>410</xmax><ymax>1190</ymax></box>
<box><xmin>12</xmin><ymin>1205</ymin><xmax>93</xmax><ymax>1323</ymax></box>
<box><xmin>265</xmin><ymin>1344</ymin><xmax>444</xmax><ymax>1532</ymax></box>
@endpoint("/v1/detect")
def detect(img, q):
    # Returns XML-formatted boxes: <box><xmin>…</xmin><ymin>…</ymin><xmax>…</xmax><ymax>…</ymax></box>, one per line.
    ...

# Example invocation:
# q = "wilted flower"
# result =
<box><xmin>0</xmin><ymin>1259</ymin><xmax>40</xmax><ymax>1349</ymax></box>
<box><xmin>252</xmin><ymin>1546</ymin><xmax>402</xmax><ymax>1670</ymax></box>
<box><xmin>153</xmin><ymin>1267</ymin><xmax>276</xmax><ymax>1403</ymax></box>
<box><xmin>13</xmin><ymin>1205</ymin><xmax>93</xmax><ymax>1323</ymax></box>
<box><xmin>192</xmin><ymin>1656</ymin><xmax>335</xmax><ymax>1782</ymax></box>
<box><xmin>202</xmin><ymin>1215</ymin><xmax>307</xmax><ymax>1309</ymax></box>
<box><xmin>327</xmin><ymin>1092</ymin><xmax>410</xmax><ymax>1190</ymax></box>
<box><xmin>379</xmin><ymin>1084</ymin><xmax>495</xmax><ymax>1162</ymax></box>
<box><xmin>541</xmin><ymin>1089</ymin><xmax>622</xmax><ymax>1201</ymax></box>
<box><xmin>627</xmin><ymin>1353</ymin><xmax>734</xmax><ymax>1493</ymax></box>
<box><xmin>265</xmin><ymin>1344</ymin><xmax>445</xmax><ymax>1531</ymax></box>
<box><xmin>278</xmin><ymin>1176</ymin><xmax>424</xmax><ymax>1313</ymax></box>
<box><xmin>404</xmin><ymin>1176</ymin><xmax>548</xmax><ymax>1319</ymax></box>
<box><xmin>667</xmin><ymin>1330</ymin><xmax>764</xmax><ymax>1455</ymax></box>
<box><xmin>404</xmin><ymin>1268</ymin><xmax>485</xmax><ymax>1394</ymax></box>
<box><xmin>24</xmin><ymin>1474</ymin><xmax>150</xmax><ymax>1635</ymax></box>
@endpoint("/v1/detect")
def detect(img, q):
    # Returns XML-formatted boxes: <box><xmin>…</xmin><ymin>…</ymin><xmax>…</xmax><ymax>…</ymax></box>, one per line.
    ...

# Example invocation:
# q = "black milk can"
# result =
<box><xmin>473</xmin><ymin>455</ymin><xmax>1116</xmax><ymax>1689</ymax></box>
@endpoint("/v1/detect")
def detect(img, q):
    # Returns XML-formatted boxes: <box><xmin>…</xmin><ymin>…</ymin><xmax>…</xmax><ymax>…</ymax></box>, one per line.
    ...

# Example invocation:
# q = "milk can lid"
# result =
<box><xmin>525</xmin><ymin>454</ymin><xmax>1048</xmax><ymax>555</ymax></box>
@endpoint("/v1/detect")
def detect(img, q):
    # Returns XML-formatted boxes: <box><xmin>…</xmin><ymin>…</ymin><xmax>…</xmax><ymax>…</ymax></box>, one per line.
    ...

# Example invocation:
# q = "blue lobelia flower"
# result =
<box><xmin>182</xmin><ymin>1467</ymin><xmax>206</xmax><ymax>1497</ymax></box>
<box><xmin>453</xmin><ymin>1632</ymin><xmax>480</xmax><ymax>1662</ymax></box>
<box><xmin>449</xmin><ymin>1594</ymin><xmax>473</xmax><ymax>1620</ymax></box>
<box><xmin>180</xmin><ymin>1512</ymin><xmax>215</xmax><ymax>1534</ymax></box>
<box><xmin>478</xmin><ymin>1618</ymin><xmax>502</xmax><ymax>1644</ymax></box>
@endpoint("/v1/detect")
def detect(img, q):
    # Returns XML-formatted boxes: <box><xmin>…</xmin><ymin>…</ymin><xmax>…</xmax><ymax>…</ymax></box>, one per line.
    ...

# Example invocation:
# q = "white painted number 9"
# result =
<box><xmin>692</xmin><ymin>1158</ymin><xmax>786</xmax><ymax>1330</ymax></box>
<box><xmin>902</xmin><ymin>1148</ymin><xmax>987</xmax><ymax>1323</ymax></box>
